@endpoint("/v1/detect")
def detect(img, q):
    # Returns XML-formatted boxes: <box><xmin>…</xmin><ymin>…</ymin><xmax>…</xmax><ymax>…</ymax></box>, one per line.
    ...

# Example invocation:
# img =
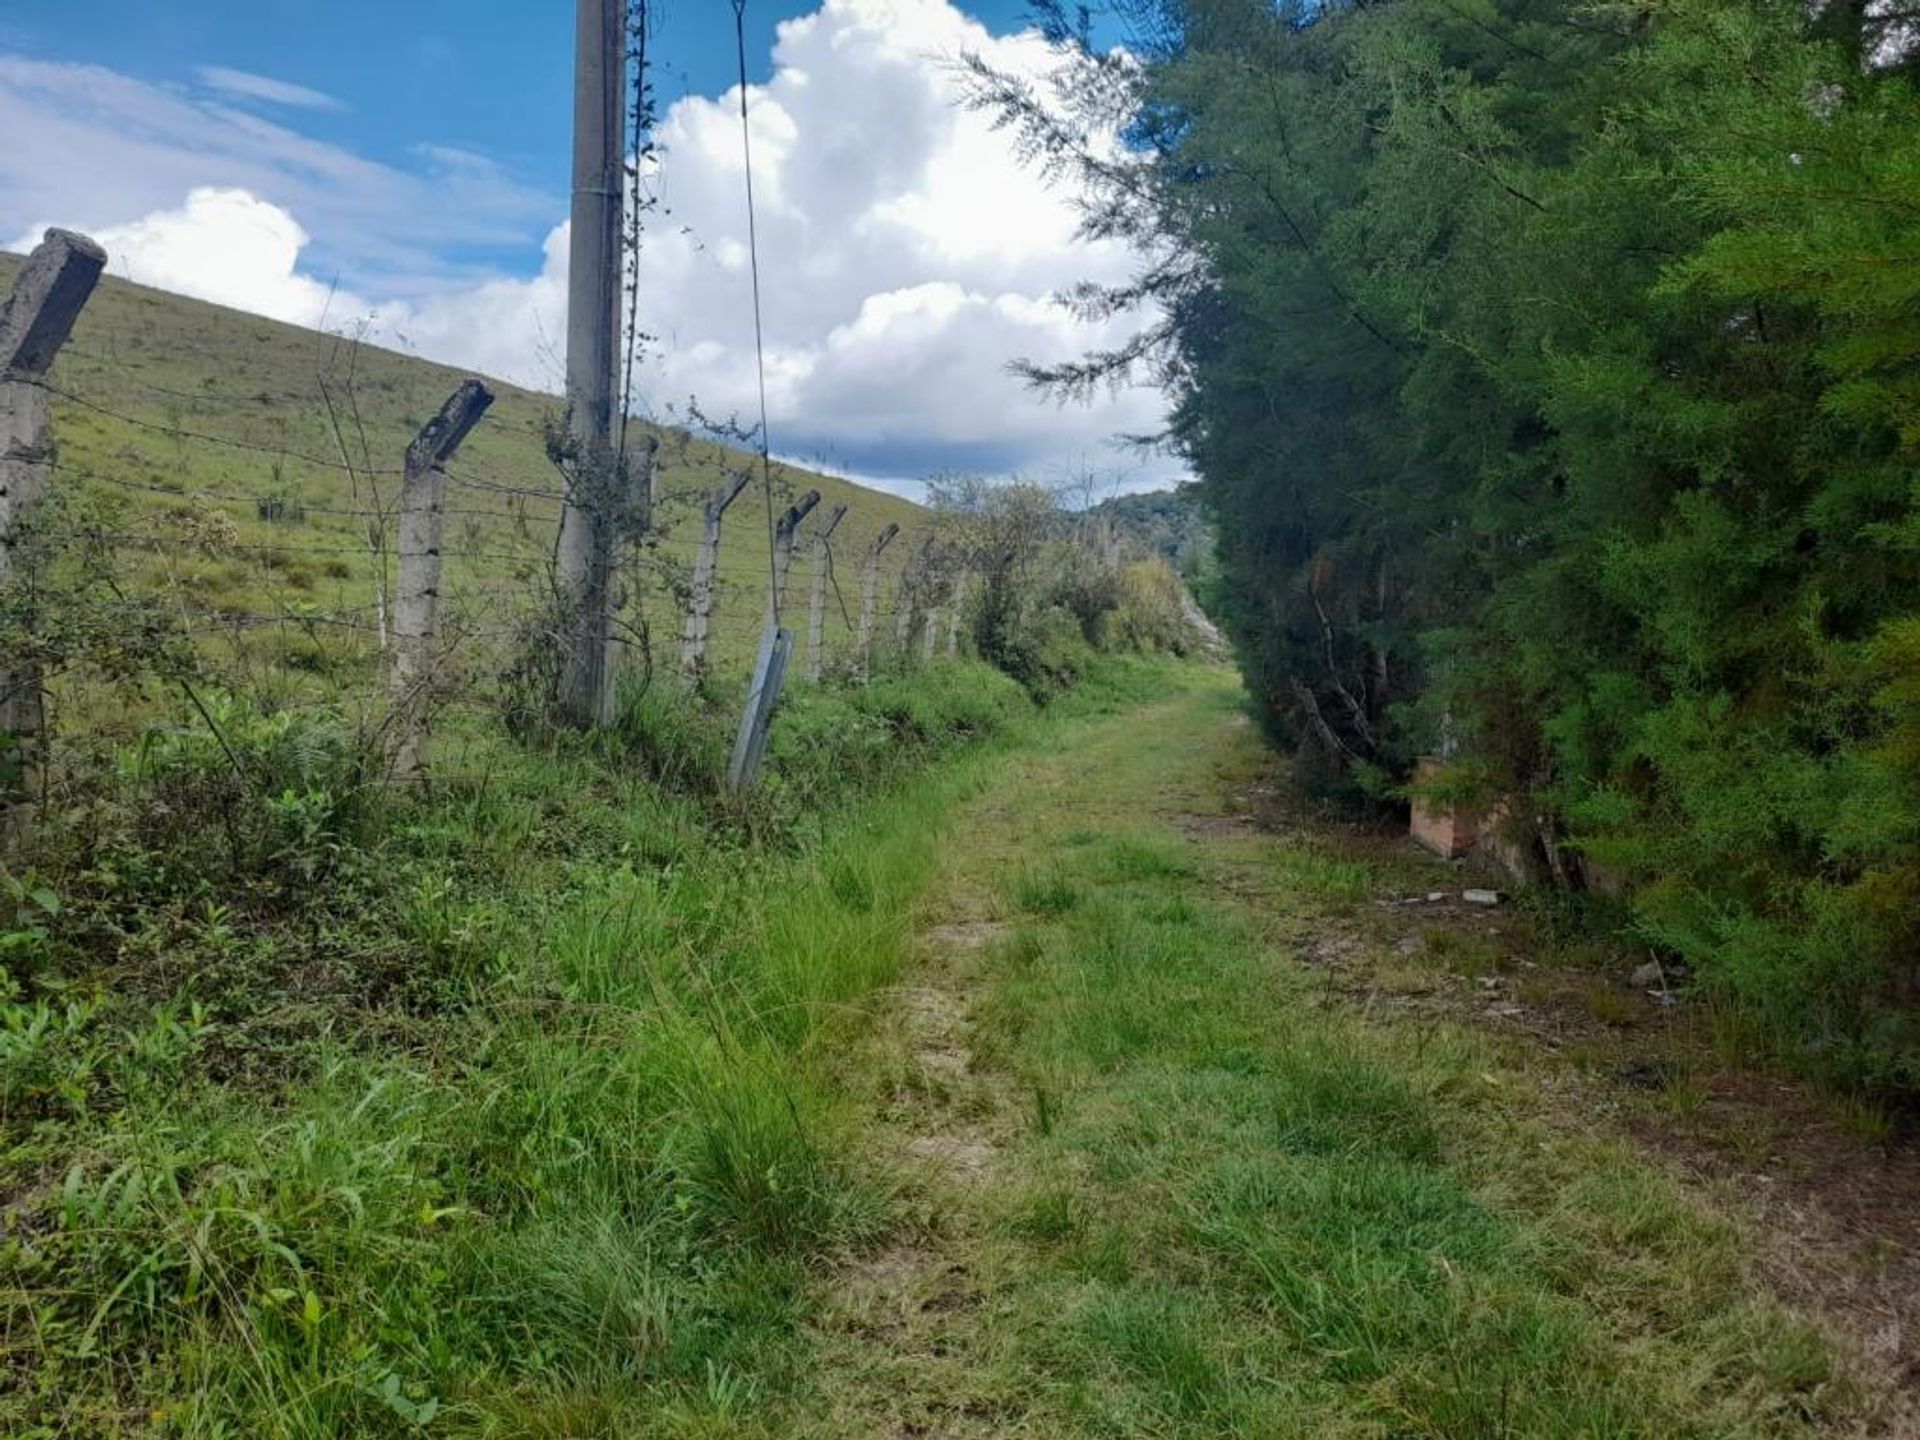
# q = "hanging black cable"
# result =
<box><xmin>731</xmin><ymin>0</ymin><xmax>783</xmax><ymax>626</ymax></box>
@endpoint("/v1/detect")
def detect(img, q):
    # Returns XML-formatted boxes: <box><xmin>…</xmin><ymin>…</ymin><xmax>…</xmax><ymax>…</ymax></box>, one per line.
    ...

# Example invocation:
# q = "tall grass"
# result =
<box><xmin>950</xmin><ymin>697</ymin><xmax>1863</xmax><ymax>1439</ymax></box>
<box><xmin>1</xmin><ymin>659</ymin><xmax>1165</xmax><ymax>1436</ymax></box>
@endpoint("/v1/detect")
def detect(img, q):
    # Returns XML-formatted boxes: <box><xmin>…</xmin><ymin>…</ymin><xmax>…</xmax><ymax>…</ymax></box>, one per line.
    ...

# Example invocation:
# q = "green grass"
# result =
<box><xmin>10</xmin><ymin>816</ymin><xmax>904</xmax><ymax>1433</ymax></box>
<box><xmin>0</xmin><ymin>652</ymin><xmax>1113</xmax><ymax>1438</ymax></box>
<box><xmin>800</xmin><ymin>667</ymin><xmax>1874</xmax><ymax>1438</ymax></box>
<box><xmin>1265</xmin><ymin>839</ymin><xmax>1373</xmax><ymax>905</ymax></box>
<box><xmin>3</xmin><ymin>652</ymin><xmax>1878</xmax><ymax>1437</ymax></box>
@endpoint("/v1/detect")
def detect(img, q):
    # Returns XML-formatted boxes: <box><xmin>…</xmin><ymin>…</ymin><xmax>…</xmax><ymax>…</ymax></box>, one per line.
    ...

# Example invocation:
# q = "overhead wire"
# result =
<box><xmin>52</xmin><ymin>460</ymin><xmax>543</xmax><ymax>525</ymax></box>
<box><xmin>731</xmin><ymin>0</ymin><xmax>783</xmax><ymax>628</ymax></box>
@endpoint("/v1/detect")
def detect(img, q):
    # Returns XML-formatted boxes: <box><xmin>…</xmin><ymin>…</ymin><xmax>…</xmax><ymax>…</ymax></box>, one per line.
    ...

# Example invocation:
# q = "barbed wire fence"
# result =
<box><xmin>0</xmin><ymin>230</ymin><xmax>968</xmax><ymax>851</ymax></box>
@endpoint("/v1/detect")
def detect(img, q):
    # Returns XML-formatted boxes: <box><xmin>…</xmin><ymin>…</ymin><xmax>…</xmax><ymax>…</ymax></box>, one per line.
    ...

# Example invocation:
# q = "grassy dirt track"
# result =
<box><xmin>788</xmin><ymin>665</ymin><xmax>1889</xmax><ymax>1439</ymax></box>
<box><xmin>9</xmin><ymin>661</ymin><xmax>1902</xmax><ymax>1437</ymax></box>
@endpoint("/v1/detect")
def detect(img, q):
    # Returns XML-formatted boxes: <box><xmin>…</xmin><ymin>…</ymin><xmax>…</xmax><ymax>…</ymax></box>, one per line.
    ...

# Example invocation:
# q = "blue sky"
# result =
<box><xmin>0</xmin><ymin>0</ymin><xmax>1177</xmax><ymax>495</ymax></box>
<box><xmin>3</xmin><ymin>0</ymin><xmax>1044</xmax><ymax>273</ymax></box>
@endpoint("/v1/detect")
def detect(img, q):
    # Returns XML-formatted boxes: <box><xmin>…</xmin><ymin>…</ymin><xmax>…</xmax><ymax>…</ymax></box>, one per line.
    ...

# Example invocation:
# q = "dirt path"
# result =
<box><xmin>794</xmin><ymin>672</ymin><xmax>1909</xmax><ymax>1438</ymax></box>
<box><xmin>804</xmin><ymin>708</ymin><xmax>1157</xmax><ymax>1438</ymax></box>
<box><xmin>809</xmin><ymin>914</ymin><xmax>1019</xmax><ymax>1438</ymax></box>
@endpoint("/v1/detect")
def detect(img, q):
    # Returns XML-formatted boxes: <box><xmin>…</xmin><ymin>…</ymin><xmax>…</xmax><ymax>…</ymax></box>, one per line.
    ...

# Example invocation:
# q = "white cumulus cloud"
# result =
<box><xmin>0</xmin><ymin>52</ymin><xmax>552</xmax><ymax>297</ymax></box>
<box><xmin>39</xmin><ymin>187</ymin><xmax>365</xmax><ymax>326</ymax></box>
<box><xmin>1</xmin><ymin>0</ymin><xmax>1177</xmax><ymax>494</ymax></box>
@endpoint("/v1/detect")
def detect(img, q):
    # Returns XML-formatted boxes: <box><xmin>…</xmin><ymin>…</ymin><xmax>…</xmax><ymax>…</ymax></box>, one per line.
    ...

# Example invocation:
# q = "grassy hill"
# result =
<box><xmin>0</xmin><ymin>250</ymin><xmax>926</xmax><ymax>746</ymax></box>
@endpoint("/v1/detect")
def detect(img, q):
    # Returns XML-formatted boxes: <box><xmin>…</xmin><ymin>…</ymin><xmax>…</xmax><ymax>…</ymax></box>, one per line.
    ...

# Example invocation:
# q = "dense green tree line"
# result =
<box><xmin>982</xmin><ymin>0</ymin><xmax>1920</xmax><ymax>1087</ymax></box>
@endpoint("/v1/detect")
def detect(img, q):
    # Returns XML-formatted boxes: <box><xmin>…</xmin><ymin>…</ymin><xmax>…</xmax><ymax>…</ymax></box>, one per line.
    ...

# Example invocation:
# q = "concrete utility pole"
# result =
<box><xmin>555</xmin><ymin>0</ymin><xmax>628</xmax><ymax>727</ymax></box>
<box><xmin>0</xmin><ymin>229</ymin><xmax>105</xmax><ymax>853</ymax></box>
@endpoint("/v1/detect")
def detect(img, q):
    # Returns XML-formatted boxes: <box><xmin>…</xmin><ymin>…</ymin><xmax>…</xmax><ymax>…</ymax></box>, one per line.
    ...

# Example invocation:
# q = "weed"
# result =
<box><xmin>1585</xmin><ymin>983</ymin><xmax>1640</xmax><ymax>1028</ymax></box>
<box><xmin>0</xmin><ymin>871</ymin><xmax>60</xmax><ymax>974</ymax></box>
<box><xmin>1013</xmin><ymin>868</ymin><xmax>1081</xmax><ymax>915</ymax></box>
<box><xmin>1269</xmin><ymin>841</ymin><xmax>1372</xmax><ymax>904</ymax></box>
<box><xmin>1420</xmin><ymin>928</ymin><xmax>1510</xmax><ymax>977</ymax></box>
<box><xmin>1079</xmin><ymin>1289</ymin><xmax>1223</xmax><ymax>1420</ymax></box>
<box><xmin>1096</xmin><ymin>835</ymin><xmax>1194</xmax><ymax>883</ymax></box>
<box><xmin>1833</xmin><ymin>1093</ymin><xmax>1897</xmax><ymax>1145</ymax></box>
<box><xmin>1003</xmin><ymin>1181</ymin><xmax>1082</xmax><ymax>1242</ymax></box>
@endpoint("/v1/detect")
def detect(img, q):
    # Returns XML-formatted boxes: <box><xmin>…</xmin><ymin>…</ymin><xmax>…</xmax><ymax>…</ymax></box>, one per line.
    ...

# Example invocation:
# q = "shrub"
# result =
<box><xmin>111</xmin><ymin>692</ymin><xmax>377</xmax><ymax>893</ymax></box>
<box><xmin>982</xmin><ymin>0</ymin><xmax>1920</xmax><ymax>1087</ymax></box>
<box><xmin>1101</xmin><ymin>557</ymin><xmax>1202</xmax><ymax>656</ymax></box>
<box><xmin>767</xmin><ymin>661</ymin><xmax>1029</xmax><ymax>814</ymax></box>
<box><xmin>605</xmin><ymin>673</ymin><xmax>731</xmax><ymax>796</ymax></box>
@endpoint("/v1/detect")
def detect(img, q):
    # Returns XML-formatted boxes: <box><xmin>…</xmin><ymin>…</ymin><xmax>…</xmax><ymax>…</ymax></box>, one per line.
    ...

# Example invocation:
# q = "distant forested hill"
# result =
<box><xmin>1091</xmin><ymin>485</ymin><xmax>1214</xmax><ymax>582</ymax></box>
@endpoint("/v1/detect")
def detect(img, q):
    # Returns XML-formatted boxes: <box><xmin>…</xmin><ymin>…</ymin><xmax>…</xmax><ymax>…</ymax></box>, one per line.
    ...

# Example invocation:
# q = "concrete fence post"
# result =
<box><xmin>947</xmin><ymin>571</ymin><xmax>969</xmax><ymax>659</ymax></box>
<box><xmin>805</xmin><ymin>503</ymin><xmax>847</xmax><ymax>682</ymax></box>
<box><xmin>679</xmin><ymin>470</ymin><xmax>750</xmax><ymax>692</ymax></box>
<box><xmin>765</xmin><ymin>489</ymin><xmax>820</xmax><ymax>630</ymax></box>
<box><xmin>895</xmin><ymin>539</ymin><xmax>932</xmax><ymax>659</ymax></box>
<box><xmin>920</xmin><ymin>591</ymin><xmax>941</xmax><ymax>663</ymax></box>
<box><xmin>389</xmin><ymin>379</ymin><xmax>494</xmax><ymax>779</ymax></box>
<box><xmin>0</xmin><ymin>229</ymin><xmax>106</xmax><ymax>852</ymax></box>
<box><xmin>857</xmin><ymin>522</ymin><xmax>899</xmax><ymax>682</ymax></box>
<box><xmin>727</xmin><ymin>624</ymin><xmax>794</xmax><ymax>792</ymax></box>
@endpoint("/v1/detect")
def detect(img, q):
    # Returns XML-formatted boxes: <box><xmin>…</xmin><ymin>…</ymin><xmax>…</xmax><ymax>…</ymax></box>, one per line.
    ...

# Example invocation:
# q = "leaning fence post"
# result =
<box><xmin>727</xmin><ymin>624</ymin><xmax>794</xmax><ymax>792</ymax></box>
<box><xmin>857</xmin><ymin>522</ymin><xmax>899</xmax><ymax>682</ymax></box>
<box><xmin>679</xmin><ymin>470</ymin><xmax>750</xmax><ymax>692</ymax></box>
<box><xmin>388</xmin><ymin>379</ymin><xmax>494</xmax><ymax>779</ymax></box>
<box><xmin>765</xmin><ymin>489</ymin><xmax>820</xmax><ymax>629</ymax></box>
<box><xmin>0</xmin><ymin>230</ymin><xmax>106</xmax><ymax>852</ymax></box>
<box><xmin>946</xmin><ymin>571</ymin><xmax>969</xmax><ymax>659</ymax></box>
<box><xmin>741</xmin><ymin>628</ymin><xmax>794</xmax><ymax>785</ymax></box>
<box><xmin>805</xmin><ymin>503</ymin><xmax>847</xmax><ymax>682</ymax></box>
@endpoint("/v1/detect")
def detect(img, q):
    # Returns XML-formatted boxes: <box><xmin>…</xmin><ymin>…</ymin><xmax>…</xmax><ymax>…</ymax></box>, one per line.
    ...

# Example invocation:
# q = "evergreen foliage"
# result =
<box><xmin>985</xmin><ymin>0</ymin><xmax>1920</xmax><ymax>1088</ymax></box>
